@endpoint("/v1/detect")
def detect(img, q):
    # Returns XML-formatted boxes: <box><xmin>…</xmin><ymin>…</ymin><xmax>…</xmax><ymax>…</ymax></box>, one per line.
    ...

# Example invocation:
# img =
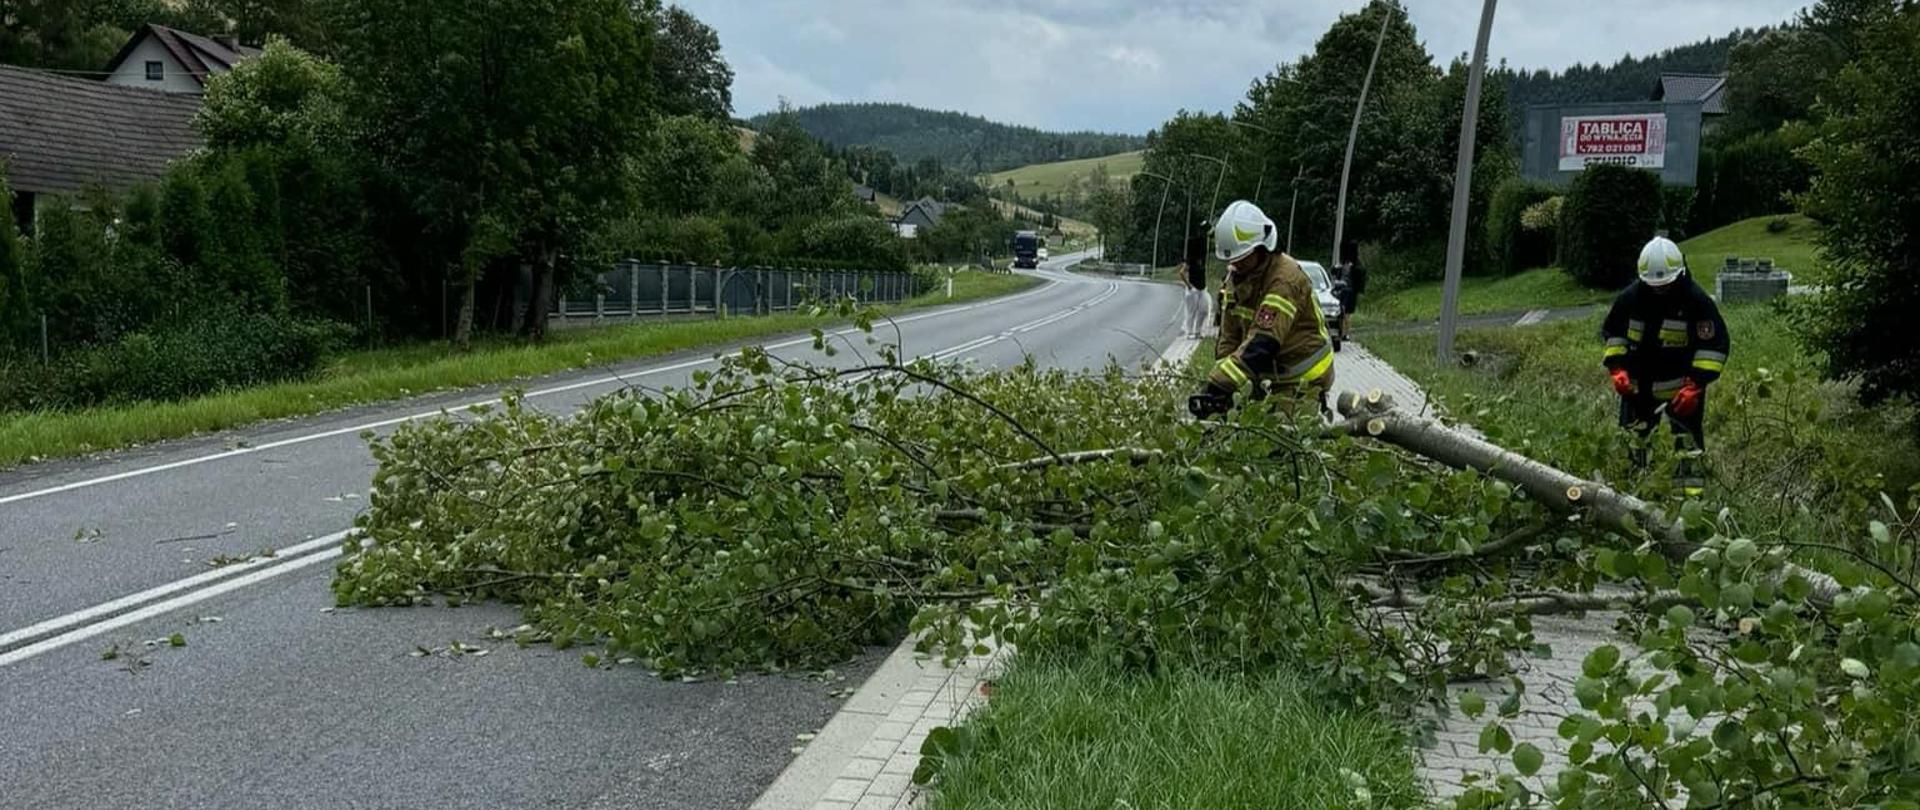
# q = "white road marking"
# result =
<box><xmin>0</xmin><ymin>267</ymin><xmax>1136</xmax><ymax>667</ymax></box>
<box><xmin>1515</xmin><ymin>309</ymin><xmax>1550</xmax><ymax>327</ymax></box>
<box><xmin>0</xmin><ymin>531</ymin><xmax>355</xmax><ymax>667</ymax></box>
<box><xmin>0</xmin><ymin>531</ymin><xmax>349</xmax><ymax>652</ymax></box>
<box><xmin>0</xmin><ymin>281</ymin><xmax>1069</xmax><ymax>508</ymax></box>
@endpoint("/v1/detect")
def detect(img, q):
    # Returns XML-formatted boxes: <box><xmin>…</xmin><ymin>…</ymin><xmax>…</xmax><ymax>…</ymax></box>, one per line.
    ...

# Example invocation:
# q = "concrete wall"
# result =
<box><xmin>1523</xmin><ymin>101</ymin><xmax>1704</xmax><ymax>187</ymax></box>
<box><xmin>104</xmin><ymin>37</ymin><xmax>204</xmax><ymax>94</ymax></box>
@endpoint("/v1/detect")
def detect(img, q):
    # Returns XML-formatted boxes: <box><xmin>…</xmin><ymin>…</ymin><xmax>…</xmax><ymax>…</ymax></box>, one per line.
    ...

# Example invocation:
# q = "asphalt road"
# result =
<box><xmin>0</xmin><ymin>251</ymin><xmax>1183</xmax><ymax>809</ymax></box>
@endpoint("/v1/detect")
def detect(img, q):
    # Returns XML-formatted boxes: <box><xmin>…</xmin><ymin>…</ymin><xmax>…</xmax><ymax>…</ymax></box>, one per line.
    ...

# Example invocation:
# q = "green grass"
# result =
<box><xmin>0</xmin><ymin>271</ymin><xmax>1041</xmax><ymax>469</ymax></box>
<box><xmin>1679</xmin><ymin>213</ymin><xmax>1823</xmax><ymax>285</ymax></box>
<box><xmin>1365</xmin><ymin>304</ymin><xmax>1919</xmax><ymax>562</ymax></box>
<box><xmin>1364</xmin><ymin>266</ymin><xmax>1610</xmax><ymax>323</ymax></box>
<box><xmin>926</xmin><ymin>657</ymin><xmax>1421</xmax><ymax>810</ymax></box>
<box><xmin>987</xmin><ymin>150</ymin><xmax>1144</xmax><ymax>200</ymax></box>
<box><xmin>1362</xmin><ymin>214</ymin><xmax>1825</xmax><ymax>325</ymax></box>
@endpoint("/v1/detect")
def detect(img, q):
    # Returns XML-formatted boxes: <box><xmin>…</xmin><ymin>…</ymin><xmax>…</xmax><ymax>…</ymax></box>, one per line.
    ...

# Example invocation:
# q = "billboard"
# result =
<box><xmin>1523</xmin><ymin>101</ymin><xmax>1702</xmax><ymax>187</ymax></box>
<box><xmin>1559</xmin><ymin>114</ymin><xmax>1667</xmax><ymax>171</ymax></box>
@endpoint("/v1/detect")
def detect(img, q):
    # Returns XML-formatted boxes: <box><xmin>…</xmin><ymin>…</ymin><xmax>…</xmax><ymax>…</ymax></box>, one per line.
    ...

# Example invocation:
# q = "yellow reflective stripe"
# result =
<box><xmin>1233</xmin><ymin>306</ymin><xmax>1256</xmax><ymax>320</ymax></box>
<box><xmin>1214</xmin><ymin>357</ymin><xmax>1251</xmax><ymax>389</ymax></box>
<box><xmin>1604</xmin><ymin>345</ymin><xmax>1628</xmax><ymax>358</ymax></box>
<box><xmin>1278</xmin><ymin>344</ymin><xmax>1334</xmax><ymax>382</ymax></box>
<box><xmin>1692</xmin><ymin>359</ymin><xmax>1725</xmax><ymax>372</ymax></box>
<box><xmin>1260</xmin><ymin>293</ymin><xmax>1297</xmax><ymax>318</ymax></box>
<box><xmin>1694</xmin><ymin>350</ymin><xmax>1728</xmax><ymax>362</ymax></box>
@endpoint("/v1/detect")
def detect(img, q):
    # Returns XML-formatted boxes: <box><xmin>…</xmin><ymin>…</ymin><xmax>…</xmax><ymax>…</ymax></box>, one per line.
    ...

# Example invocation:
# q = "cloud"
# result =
<box><xmin>675</xmin><ymin>0</ymin><xmax>1809</xmax><ymax>133</ymax></box>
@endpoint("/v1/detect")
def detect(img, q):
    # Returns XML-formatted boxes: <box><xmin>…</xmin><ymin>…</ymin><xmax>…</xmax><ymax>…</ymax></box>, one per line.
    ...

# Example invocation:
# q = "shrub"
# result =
<box><xmin>1558</xmin><ymin>165</ymin><xmax>1661</xmax><ymax>289</ymax></box>
<box><xmin>777</xmin><ymin>214</ymin><xmax>908</xmax><ymax>271</ymax></box>
<box><xmin>1356</xmin><ymin>238</ymin><xmax>1445</xmax><ymax>291</ymax></box>
<box><xmin>1767</xmin><ymin>215</ymin><xmax>1792</xmax><ymax>234</ymax></box>
<box><xmin>1658</xmin><ymin>184</ymin><xmax>1697</xmax><ymax>241</ymax></box>
<box><xmin>1484</xmin><ymin>178</ymin><xmax>1557</xmax><ymax>275</ymax></box>
<box><xmin>0</xmin><ymin>167</ymin><xmax>28</xmax><ymax>347</ymax></box>
<box><xmin>1518</xmin><ymin>197</ymin><xmax>1560</xmax><ymax>235</ymax></box>
<box><xmin>41</xmin><ymin>312</ymin><xmax>347</xmax><ymax>407</ymax></box>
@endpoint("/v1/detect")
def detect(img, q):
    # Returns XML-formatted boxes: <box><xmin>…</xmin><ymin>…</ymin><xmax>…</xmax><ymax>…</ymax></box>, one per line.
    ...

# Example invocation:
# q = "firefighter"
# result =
<box><xmin>1601</xmin><ymin>236</ymin><xmax>1730</xmax><ymax>497</ymax></box>
<box><xmin>1188</xmin><ymin>200</ymin><xmax>1336</xmax><ymax>419</ymax></box>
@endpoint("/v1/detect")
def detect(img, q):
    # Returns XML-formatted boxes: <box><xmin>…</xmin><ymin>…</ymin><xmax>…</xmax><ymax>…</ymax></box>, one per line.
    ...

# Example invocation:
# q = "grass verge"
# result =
<box><xmin>1364</xmin><ymin>303</ymin><xmax>1919</xmax><ymax>562</ymax></box>
<box><xmin>0</xmin><ymin>271</ymin><xmax>1042</xmax><ymax>469</ymax></box>
<box><xmin>1362</xmin><ymin>214</ymin><xmax>1825</xmax><ymax>325</ymax></box>
<box><xmin>925</xmin><ymin>657</ymin><xmax>1420</xmax><ymax>810</ymax></box>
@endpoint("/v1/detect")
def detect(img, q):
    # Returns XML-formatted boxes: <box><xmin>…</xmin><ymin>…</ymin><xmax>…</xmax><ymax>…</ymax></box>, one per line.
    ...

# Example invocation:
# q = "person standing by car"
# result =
<box><xmin>1333</xmin><ymin>241</ymin><xmax>1365</xmax><ymax>341</ymax></box>
<box><xmin>1601</xmin><ymin>236</ymin><xmax>1730</xmax><ymax>497</ymax></box>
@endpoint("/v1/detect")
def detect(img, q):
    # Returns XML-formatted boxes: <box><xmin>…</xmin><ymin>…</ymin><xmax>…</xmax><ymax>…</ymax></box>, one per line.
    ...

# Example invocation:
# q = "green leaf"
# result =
<box><xmin>1840</xmin><ymin>658</ymin><xmax>1871</xmax><ymax>679</ymax></box>
<box><xmin>167</xmin><ymin>633</ymin><xmax>186</xmax><ymax>647</ymax></box>
<box><xmin>1583</xmin><ymin>645</ymin><xmax>1621</xmax><ymax>678</ymax></box>
<box><xmin>1512</xmin><ymin>743</ymin><xmax>1544</xmax><ymax>776</ymax></box>
<box><xmin>1665</xmin><ymin>604</ymin><xmax>1696</xmax><ymax>629</ymax></box>
<box><xmin>1459</xmin><ymin>692</ymin><xmax>1486</xmax><ymax>718</ymax></box>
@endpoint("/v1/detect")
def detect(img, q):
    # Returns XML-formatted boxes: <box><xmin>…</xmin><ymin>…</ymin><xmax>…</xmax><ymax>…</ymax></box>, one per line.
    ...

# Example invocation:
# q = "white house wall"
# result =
<box><xmin>104</xmin><ymin>37</ymin><xmax>203</xmax><ymax>94</ymax></box>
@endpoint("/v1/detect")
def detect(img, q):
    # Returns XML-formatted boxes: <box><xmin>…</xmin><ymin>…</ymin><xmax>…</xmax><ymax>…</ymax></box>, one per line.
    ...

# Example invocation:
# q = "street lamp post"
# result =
<box><xmin>1436</xmin><ymin>0</ymin><xmax>1500</xmax><ymax>363</ymax></box>
<box><xmin>1226</xmin><ymin>118</ymin><xmax>1275</xmax><ymax>208</ymax></box>
<box><xmin>1138</xmin><ymin>170</ymin><xmax>1175</xmax><ymax>274</ymax></box>
<box><xmin>1286</xmin><ymin>164</ymin><xmax>1306</xmax><ymax>254</ymax></box>
<box><xmin>1332</xmin><ymin>4</ymin><xmax>1398</xmax><ymax>266</ymax></box>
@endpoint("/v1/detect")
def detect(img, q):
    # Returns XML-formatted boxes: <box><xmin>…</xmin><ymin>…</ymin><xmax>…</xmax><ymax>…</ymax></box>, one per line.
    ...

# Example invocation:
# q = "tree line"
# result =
<box><xmin>752</xmin><ymin>103</ymin><xmax>1145</xmax><ymax>175</ymax></box>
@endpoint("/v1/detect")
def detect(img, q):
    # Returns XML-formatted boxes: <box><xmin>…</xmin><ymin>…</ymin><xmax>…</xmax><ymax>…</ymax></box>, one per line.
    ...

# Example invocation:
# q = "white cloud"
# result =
<box><xmin>675</xmin><ymin>0</ymin><xmax>1810</xmax><ymax>132</ymax></box>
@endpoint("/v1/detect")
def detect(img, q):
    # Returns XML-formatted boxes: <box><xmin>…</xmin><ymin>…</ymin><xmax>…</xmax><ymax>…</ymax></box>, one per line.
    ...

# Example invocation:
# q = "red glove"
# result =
<box><xmin>1610</xmin><ymin>368</ymin><xmax>1635</xmax><ymax>396</ymax></box>
<box><xmin>1670</xmin><ymin>380</ymin><xmax>1704</xmax><ymax>417</ymax></box>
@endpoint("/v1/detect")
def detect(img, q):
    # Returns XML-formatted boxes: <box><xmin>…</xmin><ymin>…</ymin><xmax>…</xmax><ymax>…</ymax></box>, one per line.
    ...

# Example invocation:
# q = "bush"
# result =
<box><xmin>34</xmin><ymin>312</ymin><xmax>347</xmax><ymax>408</ymax></box>
<box><xmin>1558</xmin><ymin>165</ymin><xmax>1661</xmax><ymax>289</ymax></box>
<box><xmin>776</xmin><ymin>214</ymin><xmax>908</xmax><ymax>271</ymax></box>
<box><xmin>1658</xmin><ymin>184</ymin><xmax>1697</xmax><ymax>241</ymax></box>
<box><xmin>1518</xmin><ymin>197</ymin><xmax>1560</xmax><ymax>233</ymax></box>
<box><xmin>1484</xmin><ymin>178</ymin><xmax>1558</xmax><ymax>275</ymax></box>
<box><xmin>1356</xmin><ymin>238</ymin><xmax>1445</xmax><ymax>291</ymax></box>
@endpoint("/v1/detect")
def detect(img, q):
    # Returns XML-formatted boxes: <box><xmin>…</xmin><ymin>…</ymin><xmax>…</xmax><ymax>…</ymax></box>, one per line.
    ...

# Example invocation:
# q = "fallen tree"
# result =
<box><xmin>334</xmin><ymin>328</ymin><xmax>1919</xmax><ymax>808</ymax></box>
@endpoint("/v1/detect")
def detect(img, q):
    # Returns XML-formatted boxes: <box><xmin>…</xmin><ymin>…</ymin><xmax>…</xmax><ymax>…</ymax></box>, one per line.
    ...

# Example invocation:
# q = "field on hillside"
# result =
<box><xmin>988</xmin><ymin>150</ymin><xmax>1144</xmax><ymax>200</ymax></box>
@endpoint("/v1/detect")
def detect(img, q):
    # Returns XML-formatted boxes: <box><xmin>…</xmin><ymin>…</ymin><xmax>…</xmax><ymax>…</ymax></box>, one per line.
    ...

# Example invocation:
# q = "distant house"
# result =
<box><xmin>102</xmin><ymin>24</ymin><xmax>260</xmax><ymax>94</ymax></box>
<box><xmin>852</xmin><ymin>184</ymin><xmax>877</xmax><ymax>206</ymax></box>
<box><xmin>895</xmin><ymin>197</ymin><xmax>955</xmax><ymax>236</ymax></box>
<box><xmin>1651</xmin><ymin>72</ymin><xmax>1728</xmax><ymax>116</ymax></box>
<box><xmin>0</xmin><ymin>65</ymin><xmax>203</xmax><ymax>231</ymax></box>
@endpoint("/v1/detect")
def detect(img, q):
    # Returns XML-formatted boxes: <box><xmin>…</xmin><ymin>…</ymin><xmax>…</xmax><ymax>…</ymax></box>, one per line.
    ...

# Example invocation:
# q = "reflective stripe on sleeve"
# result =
<box><xmin>1604</xmin><ymin>345</ymin><xmax>1628</xmax><ymax>359</ymax></box>
<box><xmin>1626</xmin><ymin>319</ymin><xmax>1646</xmax><ymax>341</ymax></box>
<box><xmin>1260</xmin><ymin>293</ymin><xmax>1298</xmax><ymax>318</ymax></box>
<box><xmin>1214</xmin><ymin>357</ymin><xmax>1251</xmax><ymax>390</ymax></box>
<box><xmin>1693</xmin><ymin>349</ymin><xmax>1728</xmax><ymax>372</ymax></box>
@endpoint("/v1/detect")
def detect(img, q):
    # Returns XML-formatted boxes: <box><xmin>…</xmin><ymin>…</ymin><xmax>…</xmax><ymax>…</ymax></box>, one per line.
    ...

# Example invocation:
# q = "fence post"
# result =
<box><xmin>40</xmin><ymin>314</ymin><xmax>49</xmax><ymax>365</ymax></box>
<box><xmin>628</xmin><ymin>261</ymin><xmax>639</xmax><ymax>320</ymax></box>
<box><xmin>365</xmin><ymin>285</ymin><xmax>374</xmax><ymax>348</ymax></box>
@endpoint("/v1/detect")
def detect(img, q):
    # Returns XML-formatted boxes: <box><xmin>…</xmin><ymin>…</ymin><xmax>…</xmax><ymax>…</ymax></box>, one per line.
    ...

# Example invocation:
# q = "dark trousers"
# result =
<box><xmin>1619</xmin><ymin>392</ymin><xmax>1706</xmax><ymax>491</ymax></box>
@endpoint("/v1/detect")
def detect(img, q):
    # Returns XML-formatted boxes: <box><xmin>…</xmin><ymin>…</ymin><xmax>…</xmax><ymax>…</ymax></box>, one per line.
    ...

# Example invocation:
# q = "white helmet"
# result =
<box><xmin>1637</xmin><ymin>236</ymin><xmax>1686</xmax><ymax>287</ymax></box>
<box><xmin>1212</xmin><ymin>200</ymin><xmax>1278</xmax><ymax>262</ymax></box>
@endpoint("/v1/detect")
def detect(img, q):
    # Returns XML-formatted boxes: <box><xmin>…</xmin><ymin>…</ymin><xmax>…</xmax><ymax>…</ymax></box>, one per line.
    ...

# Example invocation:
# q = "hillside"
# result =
<box><xmin>988</xmin><ymin>151</ymin><xmax>1144</xmax><ymax>202</ymax></box>
<box><xmin>1494</xmin><ymin>29</ymin><xmax>1761</xmax><ymax>141</ymax></box>
<box><xmin>750</xmin><ymin>103</ymin><xmax>1144</xmax><ymax>174</ymax></box>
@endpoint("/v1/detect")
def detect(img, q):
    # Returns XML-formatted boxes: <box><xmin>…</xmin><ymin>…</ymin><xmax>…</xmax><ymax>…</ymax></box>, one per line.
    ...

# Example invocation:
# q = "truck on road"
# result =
<box><xmin>1012</xmin><ymin>231</ymin><xmax>1041</xmax><ymax>269</ymax></box>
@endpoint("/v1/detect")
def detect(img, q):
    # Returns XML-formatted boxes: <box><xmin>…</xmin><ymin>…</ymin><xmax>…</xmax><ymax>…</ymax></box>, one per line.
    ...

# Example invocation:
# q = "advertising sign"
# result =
<box><xmin>1558</xmin><ymin>114</ymin><xmax>1667</xmax><ymax>171</ymax></box>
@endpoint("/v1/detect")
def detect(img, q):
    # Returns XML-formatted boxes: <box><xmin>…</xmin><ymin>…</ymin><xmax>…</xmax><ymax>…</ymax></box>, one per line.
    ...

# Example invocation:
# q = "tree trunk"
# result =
<box><xmin>452</xmin><ymin>277</ymin><xmax>476</xmax><ymax>353</ymax></box>
<box><xmin>1334</xmin><ymin>391</ymin><xmax>1845</xmax><ymax>605</ymax></box>
<box><xmin>522</xmin><ymin>248</ymin><xmax>555</xmax><ymax>342</ymax></box>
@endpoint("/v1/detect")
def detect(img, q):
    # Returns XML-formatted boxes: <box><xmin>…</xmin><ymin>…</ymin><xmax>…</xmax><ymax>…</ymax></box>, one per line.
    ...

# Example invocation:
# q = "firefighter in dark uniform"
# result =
<box><xmin>1600</xmin><ymin>236</ymin><xmax>1730</xmax><ymax>496</ymax></box>
<box><xmin>1188</xmin><ymin>200</ymin><xmax>1336</xmax><ymax>419</ymax></box>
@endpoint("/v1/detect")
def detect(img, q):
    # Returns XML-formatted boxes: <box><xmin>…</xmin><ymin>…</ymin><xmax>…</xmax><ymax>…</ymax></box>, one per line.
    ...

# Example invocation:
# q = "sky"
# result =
<box><xmin>675</xmin><ymin>0</ymin><xmax>1809</xmax><ymax>134</ymax></box>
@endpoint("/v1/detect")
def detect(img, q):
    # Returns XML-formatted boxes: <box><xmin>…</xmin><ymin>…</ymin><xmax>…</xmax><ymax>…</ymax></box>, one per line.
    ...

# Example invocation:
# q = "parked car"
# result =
<box><xmin>1296</xmin><ymin>260</ymin><xmax>1343</xmax><ymax>352</ymax></box>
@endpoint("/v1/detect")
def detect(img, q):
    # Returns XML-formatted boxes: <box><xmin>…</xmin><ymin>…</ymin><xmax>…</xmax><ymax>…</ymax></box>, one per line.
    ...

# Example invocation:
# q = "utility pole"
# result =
<box><xmin>1139</xmin><ymin>170</ymin><xmax>1174</xmax><ymax>272</ymax></box>
<box><xmin>1332</xmin><ymin>4</ymin><xmax>1395</xmax><ymax>265</ymax></box>
<box><xmin>1436</xmin><ymin>0</ymin><xmax>1500</xmax><ymax>363</ymax></box>
<box><xmin>1286</xmin><ymin>164</ymin><xmax>1304</xmax><ymax>254</ymax></box>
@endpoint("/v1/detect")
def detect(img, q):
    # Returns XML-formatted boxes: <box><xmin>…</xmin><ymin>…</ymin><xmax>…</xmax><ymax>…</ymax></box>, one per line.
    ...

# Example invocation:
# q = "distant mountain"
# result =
<box><xmin>1494</xmin><ymin>31</ymin><xmax>1759</xmax><ymax>140</ymax></box>
<box><xmin>748</xmin><ymin>103</ymin><xmax>1145</xmax><ymax>174</ymax></box>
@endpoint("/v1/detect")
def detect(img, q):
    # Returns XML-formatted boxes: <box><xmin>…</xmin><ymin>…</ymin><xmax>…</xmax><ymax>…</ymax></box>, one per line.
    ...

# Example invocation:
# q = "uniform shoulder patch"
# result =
<box><xmin>1696</xmin><ymin>320</ymin><xmax>1716</xmax><ymax>340</ymax></box>
<box><xmin>1254</xmin><ymin>306</ymin><xmax>1279</xmax><ymax>329</ymax></box>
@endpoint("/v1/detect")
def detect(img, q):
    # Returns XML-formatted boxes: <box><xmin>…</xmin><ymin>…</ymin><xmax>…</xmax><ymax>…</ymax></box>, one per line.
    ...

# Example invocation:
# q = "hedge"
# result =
<box><xmin>1559</xmin><ymin>165</ymin><xmax>1662</xmax><ymax>289</ymax></box>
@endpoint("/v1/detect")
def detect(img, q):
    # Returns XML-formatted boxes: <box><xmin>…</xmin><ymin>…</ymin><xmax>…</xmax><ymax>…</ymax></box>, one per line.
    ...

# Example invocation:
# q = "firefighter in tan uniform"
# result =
<box><xmin>1188</xmin><ymin>200</ymin><xmax>1336</xmax><ymax>419</ymax></box>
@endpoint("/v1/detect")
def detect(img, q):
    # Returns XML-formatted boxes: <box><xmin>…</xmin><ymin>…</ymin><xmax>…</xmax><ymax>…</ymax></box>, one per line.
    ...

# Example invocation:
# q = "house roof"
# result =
<box><xmin>104</xmin><ymin>24</ymin><xmax>261</xmax><ymax>89</ymax></box>
<box><xmin>900</xmin><ymin>197</ymin><xmax>951</xmax><ymax>224</ymax></box>
<box><xmin>1652</xmin><ymin>72</ymin><xmax>1728</xmax><ymax>115</ymax></box>
<box><xmin>0</xmin><ymin>65</ymin><xmax>203</xmax><ymax>195</ymax></box>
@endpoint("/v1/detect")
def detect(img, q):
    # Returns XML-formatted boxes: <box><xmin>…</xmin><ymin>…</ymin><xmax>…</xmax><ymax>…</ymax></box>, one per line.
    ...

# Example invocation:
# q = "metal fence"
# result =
<box><xmin>553</xmin><ymin>261</ymin><xmax>919</xmax><ymax>322</ymax></box>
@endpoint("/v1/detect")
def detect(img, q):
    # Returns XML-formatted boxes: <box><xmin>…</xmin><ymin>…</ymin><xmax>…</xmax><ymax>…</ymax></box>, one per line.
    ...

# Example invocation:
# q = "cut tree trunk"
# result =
<box><xmin>1334</xmin><ymin>390</ymin><xmax>1844</xmax><ymax>605</ymax></box>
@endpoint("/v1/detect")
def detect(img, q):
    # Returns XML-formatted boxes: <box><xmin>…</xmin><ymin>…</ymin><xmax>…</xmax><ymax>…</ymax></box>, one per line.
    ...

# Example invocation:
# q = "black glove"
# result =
<box><xmin>1187</xmin><ymin>384</ymin><xmax>1233</xmax><ymax>419</ymax></box>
